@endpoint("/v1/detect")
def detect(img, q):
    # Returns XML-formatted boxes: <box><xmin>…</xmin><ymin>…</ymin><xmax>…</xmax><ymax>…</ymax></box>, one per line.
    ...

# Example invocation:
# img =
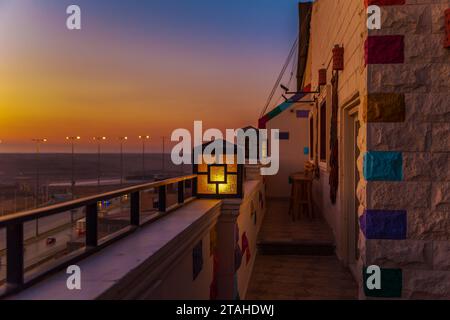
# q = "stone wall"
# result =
<box><xmin>364</xmin><ymin>0</ymin><xmax>450</xmax><ymax>299</ymax></box>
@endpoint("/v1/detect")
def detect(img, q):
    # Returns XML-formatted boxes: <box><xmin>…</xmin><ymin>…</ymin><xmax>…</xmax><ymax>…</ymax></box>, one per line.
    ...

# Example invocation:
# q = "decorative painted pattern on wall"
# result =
<box><xmin>296</xmin><ymin>110</ymin><xmax>310</xmax><ymax>118</ymax></box>
<box><xmin>277</xmin><ymin>132</ymin><xmax>290</xmax><ymax>140</ymax></box>
<box><xmin>192</xmin><ymin>240</ymin><xmax>203</xmax><ymax>280</ymax></box>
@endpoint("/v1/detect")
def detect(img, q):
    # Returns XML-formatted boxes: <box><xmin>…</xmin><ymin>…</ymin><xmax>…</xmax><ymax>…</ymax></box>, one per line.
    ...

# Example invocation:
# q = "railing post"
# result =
<box><xmin>216</xmin><ymin>199</ymin><xmax>242</xmax><ymax>300</ymax></box>
<box><xmin>86</xmin><ymin>203</ymin><xmax>98</xmax><ymax>247</ymax></box>
<box><xmin>130</xmin><ymin>192</ymin><xmax>140</xmax><ymax>226</ymax></box>
<box><xmin>158</xmin><ymin>185</ymin><xmax>166</xmax><ymax>212</ymax></box>
<box><xmin>177</xmin><ymin>180</ymin><xmax>185</xmax><ymax>204</ymax></box>
<box><xmin>6</xmin><ymin>223</ymin><xmax>24</xmax><ymax>290</ymax></box>
<box><xmin>192</xmin><ymin>177</ymin><xmax>198</xmax><ymax>197</ymax></box>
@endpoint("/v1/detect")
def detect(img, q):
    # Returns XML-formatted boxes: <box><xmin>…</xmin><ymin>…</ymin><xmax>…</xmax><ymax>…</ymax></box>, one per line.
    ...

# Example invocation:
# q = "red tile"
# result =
<box><xmin>365</xmin><ymin>0</ymin><xmax>405</xmax><ymax>6</ymax></box>
<box><xmin>365</xmin><ymin>35</ymin><xmax>404</xmax><ymax>64</ymax></box>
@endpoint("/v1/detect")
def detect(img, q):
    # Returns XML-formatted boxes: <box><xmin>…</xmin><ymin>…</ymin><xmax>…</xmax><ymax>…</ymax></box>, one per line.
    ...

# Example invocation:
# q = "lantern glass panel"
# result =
<box><xmin>197</xmin><ymin>162</ymin><xmax>208</xmax><ymax>173</ymax></box>
<box><xmin>218</xmin><ymin>174</ymin><xmax>237</xmax><ymax>195</ymax></box>
<box><xmin>227</xmin><ymin>161</ymin><xmax>238</xmax><ymax>173</ymax></box>
<box><xmin>209</xmin><ymin>166</ymin><xmax>226</xmax><ymax>183</ymax></box>
<box><xmin>197</xmin><ymin>175</ymin><xmax>216</xmax><ymax>194</ymax></box>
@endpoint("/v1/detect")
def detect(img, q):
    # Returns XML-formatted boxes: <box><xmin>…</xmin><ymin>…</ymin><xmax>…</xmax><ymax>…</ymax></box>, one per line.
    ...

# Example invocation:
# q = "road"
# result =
<box><xmin>0</xmin><ymin>192</ymin><xmax>174</xmax><ymax>283</ymax></box>
<box><xmin>0</xmin><ymin>209</ymin><xmax>85</xmax><ymax>282</ymax></box>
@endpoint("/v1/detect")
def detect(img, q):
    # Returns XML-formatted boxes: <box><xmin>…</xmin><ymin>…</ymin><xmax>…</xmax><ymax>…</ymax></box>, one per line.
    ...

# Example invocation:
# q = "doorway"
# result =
<box><xmin>342</xmin><ymin>101</ymin><xmax>360</xmax><ymax>278</ymax></box>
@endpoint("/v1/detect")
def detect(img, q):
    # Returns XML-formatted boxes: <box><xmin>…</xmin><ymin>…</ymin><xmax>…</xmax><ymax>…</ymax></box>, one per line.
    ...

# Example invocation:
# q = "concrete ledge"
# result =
<box><xmin>9</xmin><ymin>199</ymin><xmax>221</xmax><ymax>300</ymax></box>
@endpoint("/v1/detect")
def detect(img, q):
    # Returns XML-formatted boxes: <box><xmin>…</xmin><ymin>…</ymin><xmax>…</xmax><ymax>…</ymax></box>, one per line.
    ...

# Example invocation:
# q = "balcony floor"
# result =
<box><xmin>246</xmin><ymin>199</ymin><xmax>357</xmax><ymax>300</ymax></box>
<box><xmin>258</xmin><ymin>198</ymin><xmax>335</xmax><ymax>244</ymax></box>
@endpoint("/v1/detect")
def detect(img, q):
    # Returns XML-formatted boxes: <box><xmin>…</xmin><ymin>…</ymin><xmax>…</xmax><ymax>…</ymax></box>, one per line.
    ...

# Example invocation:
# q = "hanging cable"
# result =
<box><xmin>259</xmin><ymin>35</ymin><xmax>298</xmax><ymax>118</ymax></box>
<box><xmin>287</xmin><ymin>45</ymin><xmax>298</xmax><ymax>89</ymax></box>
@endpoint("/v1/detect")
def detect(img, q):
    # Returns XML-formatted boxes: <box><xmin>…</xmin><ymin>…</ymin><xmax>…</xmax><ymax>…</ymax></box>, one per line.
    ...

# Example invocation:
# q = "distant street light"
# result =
<box><xmin>161</xmin><ymin>136</ymin><xmax>166</xmax><ymax>174</ymax></box>
<box><xmin>32</xmin><ymin>138</ymin><xmax>47</xmax><ymax>236</ymax></box>
<box><xmin>93</xmin><ymin>137</ymin><xmax>107</xmax><ymax>192</ymax></box>
<box><xmin>66</xmin><ymin>136</ymin><xmax>81</xmax><ymax>224</ymax></box>
<box><xmin>138</xmin><ymin>135</ymin><xmax>150</xmax><ymax>181</ymax></box>
<box><xmin>118</xmin><ymin>137</ymin><xmax>128</xmax><ymax>186</ymax></box>
<box><xmin>66</xmin><ymin>136</ymin><xmax>81</xmax><ymax>199</ymax></box>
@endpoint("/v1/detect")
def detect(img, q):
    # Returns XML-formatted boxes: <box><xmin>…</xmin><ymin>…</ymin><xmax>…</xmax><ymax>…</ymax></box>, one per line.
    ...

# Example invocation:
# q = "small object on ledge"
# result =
<box><xmin>46</xmin><ymin>237</ymin><xmax>56</xmax><ymax>246</ymax></box>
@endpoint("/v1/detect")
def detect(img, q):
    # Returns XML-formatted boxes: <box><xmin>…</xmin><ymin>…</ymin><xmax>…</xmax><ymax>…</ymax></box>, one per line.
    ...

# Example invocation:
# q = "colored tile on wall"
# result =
<box><xmin>296</xmin><ymin>110</ymin><xmax>310</xmax><ymax>118</ymax></box>
<box><xmin>278</xmin><ymin>132</ymin><xmax>290</xmax><ymax>140</ymax></box>
<box><xmin>360</xmin><ymin>210</ymin><xmax>407</xmax><ymax>240</ymax></box>
<box><xmin>210</xmin><ymin>228</ymin><xmax>217</xmax><ymax>257</ymax></box>
<box><xmin>365</xmin><ymin>35</ymin><xmax>404</xmax><ymax>64</ymax></box>
<box><xmin>367</xmin><ymin>93</ymin><xmax>405</xmax><ymax>122</ymax></box>
<box><xmin>193</xmin><ymin>240</ymin><xmax>203</xmax><ymax>280</ymax></box>
<box><xmin>365</xmin><ymin>0</ymin><xmax>405</xmax><ymax>6</ymax></box>
<box><xmin>303</xmin><ymin>147</ymin><xmax>309</xmax><ymax>155</ymax></box>
<box><xmin>363</xmin><ymin>267</ymin><xmax>402</xmax><ymax>298</ymax></box>
<box><xmin>364</xmin><ymin>151</ymin><xmax>403</xmax><ymax>181</ymax></box>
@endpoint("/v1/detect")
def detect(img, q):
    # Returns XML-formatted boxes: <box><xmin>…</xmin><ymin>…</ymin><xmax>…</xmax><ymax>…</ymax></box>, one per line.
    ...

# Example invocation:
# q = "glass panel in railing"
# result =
<box><xmin>166</xmin><ymin>184</ymin><xmax>178</xmax><ymax>208</ymax></box>
<box><xmin>184</xmin><ymin>179</ymin><xmax>194</xmax><ymax>200</ymax></box>
<box><xmin>22</xmin><ymin>208</ymin><xmax>86</xmax><ymax>279</ymax></box>
<box><xmin>97</xmin><ymin>195</ymin><xmax>130</xmax><ymax>241</ymax></box>
<box><xmin>140</xmin><ymin>188</ymin><xmax>159</xmax><ymax>222</ymax></box>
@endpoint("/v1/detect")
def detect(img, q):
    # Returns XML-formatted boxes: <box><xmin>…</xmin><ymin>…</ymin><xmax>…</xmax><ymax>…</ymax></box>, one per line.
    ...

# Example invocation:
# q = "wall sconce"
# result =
<box><xmin>332</xmin><ymin>45</ymin><xmax>344</xmax><ymax>70</ymax></box>
<box><xmin>193</xmin><ymin>140</ymin><xmax>244</xmax><ymax>199</ymax></box>
<box><xmin>318</xmin><ymin>69</ymin><xmax>327</xmax><ymax>86</ymax></box>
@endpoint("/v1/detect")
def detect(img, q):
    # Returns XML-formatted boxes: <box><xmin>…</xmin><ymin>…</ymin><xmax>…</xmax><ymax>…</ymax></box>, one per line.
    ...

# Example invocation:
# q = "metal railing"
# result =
<box><xmin>0</xmin><ymin>174</ymin><xmax>197</xmax><ymax>296</ymax></box>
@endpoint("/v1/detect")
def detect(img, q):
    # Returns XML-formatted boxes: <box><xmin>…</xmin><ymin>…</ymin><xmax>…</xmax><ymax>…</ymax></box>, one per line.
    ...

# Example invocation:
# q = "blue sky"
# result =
<box><xmin>0</xmin><ymin>0</ymin><xmax>311</xmax><ymax>152</ymax></box>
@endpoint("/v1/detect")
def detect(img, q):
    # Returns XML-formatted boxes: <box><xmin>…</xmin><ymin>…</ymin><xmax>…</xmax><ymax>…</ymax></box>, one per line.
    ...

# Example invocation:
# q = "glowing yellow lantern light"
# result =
<box><xmin>193</xmin><ymin>140</ymin><xmax>243</xmax><ymax>199</ymax></box>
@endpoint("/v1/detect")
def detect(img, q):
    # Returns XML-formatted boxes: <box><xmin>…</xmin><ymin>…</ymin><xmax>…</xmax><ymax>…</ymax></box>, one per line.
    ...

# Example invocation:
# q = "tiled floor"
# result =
<box><xmin>246</xmin><ymin>255</ymin><xmax>357</xmax><ymax>300</ymax></box>
<box><xmin>246</xmin><ymin>199</ymin><xmax>358</xmax><ymax>300</ymax></box>
<box><xmin>258</xmin><ymin>199</ymin><xmax>335</xmax><ymax>244</ymax></box>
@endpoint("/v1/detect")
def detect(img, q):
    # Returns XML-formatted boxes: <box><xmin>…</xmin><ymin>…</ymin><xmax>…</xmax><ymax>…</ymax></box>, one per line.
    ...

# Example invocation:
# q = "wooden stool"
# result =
<box><xmin>288</xmin><ymin>172</ymin><xmax>314</xmax><ymax>221</ymax></box>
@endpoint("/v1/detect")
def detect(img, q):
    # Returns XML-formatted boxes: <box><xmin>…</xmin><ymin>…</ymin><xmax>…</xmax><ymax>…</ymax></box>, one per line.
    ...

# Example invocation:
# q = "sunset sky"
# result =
<box><xmin>0</xmin><ymin>0</ymin><xmax>302</xmax><ymax>153</ymax></box>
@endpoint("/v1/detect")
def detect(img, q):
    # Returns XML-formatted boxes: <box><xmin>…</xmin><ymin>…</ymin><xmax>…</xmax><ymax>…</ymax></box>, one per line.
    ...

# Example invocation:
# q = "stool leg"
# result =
<box><xmin>288</xmin><ymin>184</ymin><xmax>294</xmax><ymax>219</ymax></box>
<box><xmin>307</xmin><ymin>182</ymin><xmax>313</xmax><ymax>220</ymax></box>
<box><xmin>297</xmin><ymin>183</ymin><xmax>302</xmax><ymax>221</ymax></box>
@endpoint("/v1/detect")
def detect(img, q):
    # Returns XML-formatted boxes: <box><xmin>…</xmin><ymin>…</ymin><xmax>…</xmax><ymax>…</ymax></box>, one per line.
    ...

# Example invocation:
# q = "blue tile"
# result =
<box><xmin>364</xmin><ymin>151</ymin><xmax>403</xmax><ymax>181</ymax></box>
<box><xmin>296</xmin><ymin>110</ymin><xmax>310</xmax><ymax>118</ymax></box>
<box><xmin>360</xmin><ymin>210</ymin><xmax>407</xmax><ymax>240</ymax></box>
<box><xmin>277</xmin><ymin>132</ymin><xmax>290</xmax><ymax>140</ymax></box>
<box><xmin>303</xmin><ymin>147</ymin><xmax>309</xmax><ymax>155</ymax></box>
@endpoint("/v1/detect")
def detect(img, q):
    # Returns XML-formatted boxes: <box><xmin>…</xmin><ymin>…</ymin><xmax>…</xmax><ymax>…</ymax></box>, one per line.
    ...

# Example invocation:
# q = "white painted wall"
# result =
<box><xmin>265</xmin><ymin>105</ymin><xmax>312</xmax><ymax>198</ymax></box>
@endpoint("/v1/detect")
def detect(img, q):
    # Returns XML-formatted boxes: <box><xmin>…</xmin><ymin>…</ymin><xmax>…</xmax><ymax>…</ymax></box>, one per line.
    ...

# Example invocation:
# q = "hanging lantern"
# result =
<box><xmin>332</xmin><ymin>45</ymin><xmax>344</xmax><ymax>70</ymax></box>
<box><xmin>318</xmin><ymin>68</ymin><xmax>327</xmax><ymax>86</ymax></box>
<box><xmin>445</xmin><ymin>9</ymin><xmax>450</xmax><ymax>48</ymax></box>
<box><xmin>193</xmin><ymin>140</ymin><xmax>244</xmax><ymax>199</ymax></box>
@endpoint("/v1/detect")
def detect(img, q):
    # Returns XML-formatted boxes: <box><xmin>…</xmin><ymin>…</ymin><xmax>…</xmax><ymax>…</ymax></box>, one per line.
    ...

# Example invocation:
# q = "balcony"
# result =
<box><xmin>0</xmin><ymin>163</ymin><xmax>358</xmax><ymax>300</ymax></box>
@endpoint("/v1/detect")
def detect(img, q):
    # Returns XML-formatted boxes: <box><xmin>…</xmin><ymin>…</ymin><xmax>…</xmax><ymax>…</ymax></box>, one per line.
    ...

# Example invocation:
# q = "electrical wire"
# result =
<box><xmin>259</xmin><ymin>35</ymin><xmax>298</xmax><ymax>118</ymax></box>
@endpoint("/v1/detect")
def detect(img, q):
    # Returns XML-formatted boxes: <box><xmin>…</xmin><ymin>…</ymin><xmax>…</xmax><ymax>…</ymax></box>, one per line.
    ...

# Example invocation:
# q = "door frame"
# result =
<box><xmin>339</xmin><ymin>92</ymin><xmax>360</xmax><ymax>278</ymax></box>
